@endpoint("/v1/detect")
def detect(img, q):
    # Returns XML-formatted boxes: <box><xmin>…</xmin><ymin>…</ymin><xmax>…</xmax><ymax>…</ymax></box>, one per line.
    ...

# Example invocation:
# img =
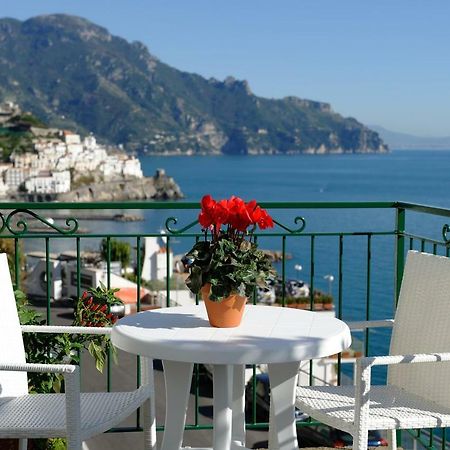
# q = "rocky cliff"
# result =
<box><xmin>12</xmin><ymin>170</ymin><xmax>183</xmax><ymax>202</ymax></box>
<box><xmin>0</xmin><ymin>14</ymin><xmax>388</xmax><ymax>155</ymax></box>
<box><xmin>57</xmin><ymin>170</ymin><xmax>183</xmax><ymax>202</ymax></box>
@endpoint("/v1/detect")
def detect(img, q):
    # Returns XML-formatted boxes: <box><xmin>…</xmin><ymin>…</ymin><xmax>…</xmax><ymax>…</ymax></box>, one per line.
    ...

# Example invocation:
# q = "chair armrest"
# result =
<box><xmin>346</xmin><ymin>319</ymin><xmax>394</xmax><ymax>330</ymax></box>
<box><xmin>0</xmin><ymin>362</ymin><xmax>77</xmax><ymax>374</ymax></box>
<box><xmin>0</xmin><ymin>362</ymin><xmax>82</xmax><ymax>438</ymax></box>
<box><xmin>355</xmin><ymin>352</ymin><xmax>450</xmax><ymax>391</ymax></box>
<box><xmin>352</xmin><ymin>351</ymin><xmax>450</xmax><ymax>428</ymax></box>
<box><xmin>360</xmin><ymin>352</ymin><xmax>450</xmax><ymax>368</ymax></box>
<box><xmin>21</xmin><ymin>325</ymin><xmax>112</xmax><ymax>335</ymax></box>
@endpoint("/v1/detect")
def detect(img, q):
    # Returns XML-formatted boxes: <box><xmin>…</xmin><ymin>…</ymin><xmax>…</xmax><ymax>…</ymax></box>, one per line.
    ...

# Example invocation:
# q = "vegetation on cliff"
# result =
<box><xmin>0</xmin><ymin>106</ymin><xmax>184</xmax><ymax>201</ymax></box>
<box><xmin>0</xmin><ymin>112</ymin><xmax>47</xmax><ymax>161</ymax></box>
<box><xmin>0</xmin><ymin>15</ymin><xmax>388</xmax><ymax>155</ymax></box>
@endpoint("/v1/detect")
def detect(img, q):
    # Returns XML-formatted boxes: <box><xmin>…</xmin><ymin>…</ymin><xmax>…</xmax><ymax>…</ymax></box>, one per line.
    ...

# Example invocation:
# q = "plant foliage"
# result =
<box><xmin>182</xmin><ymin>195</ymin><xmax>276</xmax><ymax>301</ymax></box>
<box><xmin>15</xmin><ymin>284</ymin><xmax>123</xmax><ymax>449</ymax></box>
<box><xmin>100</xmin><ymin>238</ymin><xmax>131</xmax><ymax>268</ymax></box>
<box><xmin>73</xmin><ymin>282</ymin><xmax>123</xmax><ymax>372</ymax></box>
<box><xmin>15</xmin><ymin>290</ymin><xmax>82</xmax><ymax>394</ymax></box>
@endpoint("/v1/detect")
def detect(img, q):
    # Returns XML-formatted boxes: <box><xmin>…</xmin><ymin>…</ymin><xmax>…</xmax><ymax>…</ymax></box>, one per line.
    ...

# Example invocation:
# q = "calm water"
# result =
<box><xmin>139</xmin><ymin>150</ymin><xmax>450</xmax><ymax>383</ymax></box>
<box><xmin>30</xmin><ymin>150</ymin><xmax>450</xmax><ymax>383</ymax></box>
<box><xmin>142</xmin><ymin>150</ymin><xmax>450</xmax><ymax>206</ymax></box>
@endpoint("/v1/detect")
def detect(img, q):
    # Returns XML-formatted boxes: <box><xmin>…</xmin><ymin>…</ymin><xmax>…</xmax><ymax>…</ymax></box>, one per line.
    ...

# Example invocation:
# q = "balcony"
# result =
<box><xmin>1</xmin><ymin>200</ymin><xmax>449</xmax><ymax>450</ymax></box>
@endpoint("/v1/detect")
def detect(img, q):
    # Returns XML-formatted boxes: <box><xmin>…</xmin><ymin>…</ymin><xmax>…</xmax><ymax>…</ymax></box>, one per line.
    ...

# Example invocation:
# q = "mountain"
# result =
<box><xmin>372</xmin><ymin>126</ymin><xmax>450</xmax><ymax>150</ymax></box>
<box><xmin>0</xmin><ymin>14</ymin><xmax>388</xmax><ymax>155</ymax></box>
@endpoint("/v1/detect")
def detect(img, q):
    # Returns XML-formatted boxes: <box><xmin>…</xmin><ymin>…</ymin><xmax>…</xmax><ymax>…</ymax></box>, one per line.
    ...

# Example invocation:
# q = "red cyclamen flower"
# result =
<box><xmin>199</xmin><ymin>195</ymin><xmax>230</xmax><ymax>230</ymax></box>
<box><xmin>198</xmin><ymin>195</ymin><xmax>216</xmax><ymax>228</ymax></box>
<box><xmin>256</xmin><ymin>208</ymin><xmax>274</xmax><ymax>229</ymax></box>
<box><xmin>199</xmin><ymin>194</ymin><xmax>274</xmax><ymax>232</ymax></box>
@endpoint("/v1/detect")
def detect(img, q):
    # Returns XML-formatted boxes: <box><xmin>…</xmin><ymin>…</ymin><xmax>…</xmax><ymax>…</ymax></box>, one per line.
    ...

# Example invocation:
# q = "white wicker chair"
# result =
<box><xmin>0</xmin><ymin>253</ymin><xmax>156</xmax><ymax>450</ymax></box>
<box><xmin>296</xmin><ymin>250</ymin><xmax>450</xmax><ymax>450</ymax></box>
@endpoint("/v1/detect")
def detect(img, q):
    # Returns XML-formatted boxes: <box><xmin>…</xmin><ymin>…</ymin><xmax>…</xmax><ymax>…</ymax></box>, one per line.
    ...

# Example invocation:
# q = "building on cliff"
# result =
<box><xmin>1</xmin><ymin>130</ymin><xmax>145</xmax><ymax>197</ymax></box>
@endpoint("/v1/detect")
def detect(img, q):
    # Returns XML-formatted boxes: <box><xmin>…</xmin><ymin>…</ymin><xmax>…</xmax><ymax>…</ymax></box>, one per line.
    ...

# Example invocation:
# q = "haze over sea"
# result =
<box><xmin>138</xmin><ymin>150</ymin><xmax>450</xmax><ymax>383</ymax></box>
<box><xmin>143</xmin><ymin>150</ymin><xmax>450</xmax><ymax>205</ymax></box>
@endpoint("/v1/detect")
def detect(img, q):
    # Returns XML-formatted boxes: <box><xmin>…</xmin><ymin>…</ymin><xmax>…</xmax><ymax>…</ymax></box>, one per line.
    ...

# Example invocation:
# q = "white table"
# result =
<box><xmin>112</xmin><ymin>305</ymin><xmax>351</xmax><ymax>450</ymax></box>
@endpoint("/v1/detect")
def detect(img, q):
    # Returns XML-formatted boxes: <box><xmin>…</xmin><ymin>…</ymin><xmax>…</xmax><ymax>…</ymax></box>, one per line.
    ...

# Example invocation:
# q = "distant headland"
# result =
<box><xmin>0</xmin><ymin>14</ymin><xmax>388</xmax><ymax>156</ymax></box>
<box><xmin>0</xmin><ymin>102</ymin><xmax>183</xmax><ymax>202</ymax></box>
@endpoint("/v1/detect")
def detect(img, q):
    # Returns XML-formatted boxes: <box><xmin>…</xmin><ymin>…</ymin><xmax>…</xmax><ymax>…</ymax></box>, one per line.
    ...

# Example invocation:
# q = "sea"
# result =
<box><xmin>27</xmin><ymin>149</ymin><xmax>450</xmax><ymax>384</ymax></box>
<box><xmin>137</xmin><ymin>150</ymin><xmax>450</xmax><ymax>384</ymax></box>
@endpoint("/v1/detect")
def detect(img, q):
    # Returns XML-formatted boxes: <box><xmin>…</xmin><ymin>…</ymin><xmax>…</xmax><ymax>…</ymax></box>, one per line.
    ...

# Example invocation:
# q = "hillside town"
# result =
<box><xmin>0</xmin><ymin>101</ymin><xmax>143</xmax><ymax>198</ymax></box>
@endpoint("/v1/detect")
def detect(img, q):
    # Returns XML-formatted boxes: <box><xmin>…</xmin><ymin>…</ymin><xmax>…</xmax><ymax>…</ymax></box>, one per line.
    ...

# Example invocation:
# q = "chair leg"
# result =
<box><xmin>143</xmin><ymin>397</ymin><xmax>157</xmax><ymax>450</ymax></box>
<box><xmin>65</xmin><ymin>367</ymin><xmax>82</xmax><ymax>450</ymax></box>
<box><xmin>67</xmin><ymin>437</ymin><xmax>82</xmax><ymax>450</ymax></box>
<box><xmin>387</xmin><ymin>429</ymin><xmax>397</xmax><ymax>450</ymax></box>
<box><xmin>18</xmin><ymin>439</ymin><xmax>27</xmax><ymax>450</ymax></box>
<box><xmin>353</xmin><ymin>428</ymin><xmax>369</xmax><ymax>450</ymax></box>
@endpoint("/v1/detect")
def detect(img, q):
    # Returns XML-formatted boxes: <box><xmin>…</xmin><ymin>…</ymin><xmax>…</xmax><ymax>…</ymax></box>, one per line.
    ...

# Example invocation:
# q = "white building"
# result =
<box><xmin>0</xmin><ymin>179</ymin><xmax>9</xmax><ymax>197</ymax></box>
<box><xmin>5</xmin><ymin>167</ymin><xmax>29</xmax><ymax>188</ymax></box>
<box><xmin>123</xmin><ymin>156</ymin><xmax>143</xmax><ymax>178</ymax></box>
<box><xmin>26</xmin><ymin>258</ymin><xmax>150</xmax><ymax>315</ymax></box>
<box><xmin>62</xmin><ymin>131</ymin><xmax>81</xmax><ymax>145</ymax></box>
<box><xmin>2</xmin><ymin>128</ymin><xmax>144</xmax><ymax>195</ymax></box>
<box><xmin>10</xmin><ymin>152</ymin><xmax>37</xmax><ymax>169</ymax></box>
<box><xmin>141</xmin><ymin>237</ymin><xmax>173</xmax><ymax>281</ymax></box>
<box><xmin>83</xmin><ymin>135</ymin><xmax>97</xmax><ymax>148</ymax></box>
<box><xmin>24</xmin><ymin>170</ymin><xmax>71</xmax><ymax>194</ymax></box>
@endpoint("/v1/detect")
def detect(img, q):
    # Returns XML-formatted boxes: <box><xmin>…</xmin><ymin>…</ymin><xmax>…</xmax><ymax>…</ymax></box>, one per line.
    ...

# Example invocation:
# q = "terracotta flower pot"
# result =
<box><xmin>201</xmin><ymin>284</ymin><xmax>247</xmax><ymax>328</ymax></box>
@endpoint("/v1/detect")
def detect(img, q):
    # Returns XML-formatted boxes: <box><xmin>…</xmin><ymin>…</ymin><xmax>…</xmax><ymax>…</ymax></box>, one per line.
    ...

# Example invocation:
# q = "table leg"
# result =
<box><xmin>232</xmin><ymin>364</ymin><xmax>246</xmax><ymax>446</ymax></box>
<box><xmin>213</xmin><ymin>364</ymin><xmax>233</xmax><ymax>450</ymax></box>
<box><xmin>161</xmin><ymin>360</ymin><xmax>194</xmax><ymax>450</ymax></box>
<box><xmin>267</xmin><ymin>361</ymin><xmax>300</xmax><ymax>450</ymax></box>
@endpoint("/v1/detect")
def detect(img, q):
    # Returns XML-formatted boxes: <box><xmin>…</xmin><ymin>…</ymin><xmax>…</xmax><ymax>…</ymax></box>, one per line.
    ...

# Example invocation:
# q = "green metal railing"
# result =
<box><xmin>1</xmin><ymin>200</ymin><xmax>450</xmax><ymax>449</ymax></box>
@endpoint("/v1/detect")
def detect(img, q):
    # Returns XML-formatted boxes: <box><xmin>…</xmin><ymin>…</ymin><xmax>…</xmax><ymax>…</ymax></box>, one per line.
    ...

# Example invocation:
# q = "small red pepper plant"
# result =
<box><xmin>182</xmin><ymin>195</ymin><xmax>276</xmax><ymax>301</ymax></box>
<box><xmin>73</xmin><ymin>282</ymin><xmax>123</xmax><ymax>372</ymax></box>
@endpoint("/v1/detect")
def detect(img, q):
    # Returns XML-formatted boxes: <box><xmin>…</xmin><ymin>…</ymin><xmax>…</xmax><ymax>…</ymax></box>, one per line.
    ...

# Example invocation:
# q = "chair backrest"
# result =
<box><xmin>388</xmin><ymin>251</ymin><xmax>450</xmax><ymax>408</ymax></box>
<box><xmin>0</xmin><ymin>253</ymin><xmax>28</xmax><ymax>397</ymax></box>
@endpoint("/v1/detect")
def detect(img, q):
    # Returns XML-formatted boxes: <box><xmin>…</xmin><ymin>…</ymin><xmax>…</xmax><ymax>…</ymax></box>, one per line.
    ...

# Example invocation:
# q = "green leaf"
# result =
<box><xmin>52</xmin><ymin>375</ymin><xmax>62</xmax><ymax>393</ymax></box>
<box><xmin>88</xmin><ymin>341</ymin><xmax>106</xmax><ymax>373</ymax></box>
<box><xmin>185</xmin><ymin>265</ymin><xmax>203</xmax><ymax>294</ymax></box>
<box><xmin>183</xmin><ymin>232</ymin><xmax>275</xmax><ymax>302</ymax></box>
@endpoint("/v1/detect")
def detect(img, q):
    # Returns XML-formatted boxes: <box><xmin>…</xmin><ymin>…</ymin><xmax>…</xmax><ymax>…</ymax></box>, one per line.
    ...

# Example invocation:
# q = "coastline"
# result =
<box><xmin>5</xmin><ymin>171</ymin><xmax>184</xmax><ymax>203</ymax></box>
<box><xmin>139</xmin><ymin>148</ymin><xmax>390</xmax><ymax>157</ymax></box>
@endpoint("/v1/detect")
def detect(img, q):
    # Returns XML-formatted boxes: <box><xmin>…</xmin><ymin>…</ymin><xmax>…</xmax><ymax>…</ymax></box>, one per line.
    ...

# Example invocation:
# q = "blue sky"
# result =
<box><xmin>3</xmin><ymin>0</ymin><xmax>450</xmax><ymax>137</ymax></box>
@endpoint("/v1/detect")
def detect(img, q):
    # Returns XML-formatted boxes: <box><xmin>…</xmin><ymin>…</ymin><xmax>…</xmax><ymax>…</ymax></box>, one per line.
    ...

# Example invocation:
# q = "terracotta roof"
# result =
<box><xmin>115</xmin><ymin>286</ymin><xmax>149</xmax><ymax>305</ymax></box>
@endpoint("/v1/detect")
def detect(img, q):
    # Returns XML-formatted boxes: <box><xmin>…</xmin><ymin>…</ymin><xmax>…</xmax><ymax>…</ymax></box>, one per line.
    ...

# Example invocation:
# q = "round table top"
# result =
<box><xmin>111</xmin><ymin>305</ymin><xmax>351</xmax><ymax>365</ymax></box>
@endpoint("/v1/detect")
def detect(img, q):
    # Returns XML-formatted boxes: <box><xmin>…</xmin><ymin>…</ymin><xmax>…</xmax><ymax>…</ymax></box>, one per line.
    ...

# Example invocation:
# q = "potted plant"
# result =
<box><xmin>182</xmin><ymin>195</ymin><xmax>275</xmax><ymax>327</ymax></box>
<box><xmin>73</xmin><ymin>282</ymin><xmax>123</xmax><ymax>372</ymax></box>
<box><xmin>6</xmin><ymin>286</ymin><xmax>123</xmax><ymax>450</ymax></box>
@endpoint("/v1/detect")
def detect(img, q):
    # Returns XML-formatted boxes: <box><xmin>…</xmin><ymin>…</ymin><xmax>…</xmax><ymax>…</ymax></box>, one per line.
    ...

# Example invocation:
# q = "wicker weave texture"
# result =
<box><xmin>295</xmin><ymin>251</ymin><xmax>450</xmax><ymax>450</ymax></box>
<box><xmin>296</xmin><ymin>384</ymin><xmax>450</xmax><ymax>431</ymax></box>
<box><xmin>388</xmin><ymin>251</ymin><xmax>450</xmax><ymax>408</ymax></box>
<box><xmin>0</xmin><ymin>386</ymin><xmax>151</xmax><ymax>439</ymax></box>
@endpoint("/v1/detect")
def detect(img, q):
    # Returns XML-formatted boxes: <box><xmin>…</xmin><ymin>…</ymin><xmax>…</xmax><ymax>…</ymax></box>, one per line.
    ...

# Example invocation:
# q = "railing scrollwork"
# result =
<box><xmin>165</xmin><ymin>217</ymin><xmax>199</xmax><ymax>235</ymax></box>
<box><xmin>0</xmin><ymin>209</ymin><xmax>79</xmax><ymax>236</ymax></box>
<box><xmin>442</xmin><ymin>224</ymin><xmax>450</xmax><ymax>245</ymax></box>
<box><xmin>273</xmin><ymin>216</ymin><xmax>306</xmax><ymax>234</ymax></box>
<box><xmin>165</xmin><ymin>214</ymin><xmax>306</xmax><ymax>235</ymax></box>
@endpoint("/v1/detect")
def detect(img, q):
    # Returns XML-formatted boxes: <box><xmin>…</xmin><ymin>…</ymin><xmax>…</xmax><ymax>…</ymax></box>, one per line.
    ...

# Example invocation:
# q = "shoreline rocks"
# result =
<box><xmin>58</xmin><ymin>170</ymin><xmax>184</xmax><ymax>202</ymax></box>
<box><xmin>12</xmin><ymin>170</ymin><xmax>184</xmax><ymax>202</ymax></box>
